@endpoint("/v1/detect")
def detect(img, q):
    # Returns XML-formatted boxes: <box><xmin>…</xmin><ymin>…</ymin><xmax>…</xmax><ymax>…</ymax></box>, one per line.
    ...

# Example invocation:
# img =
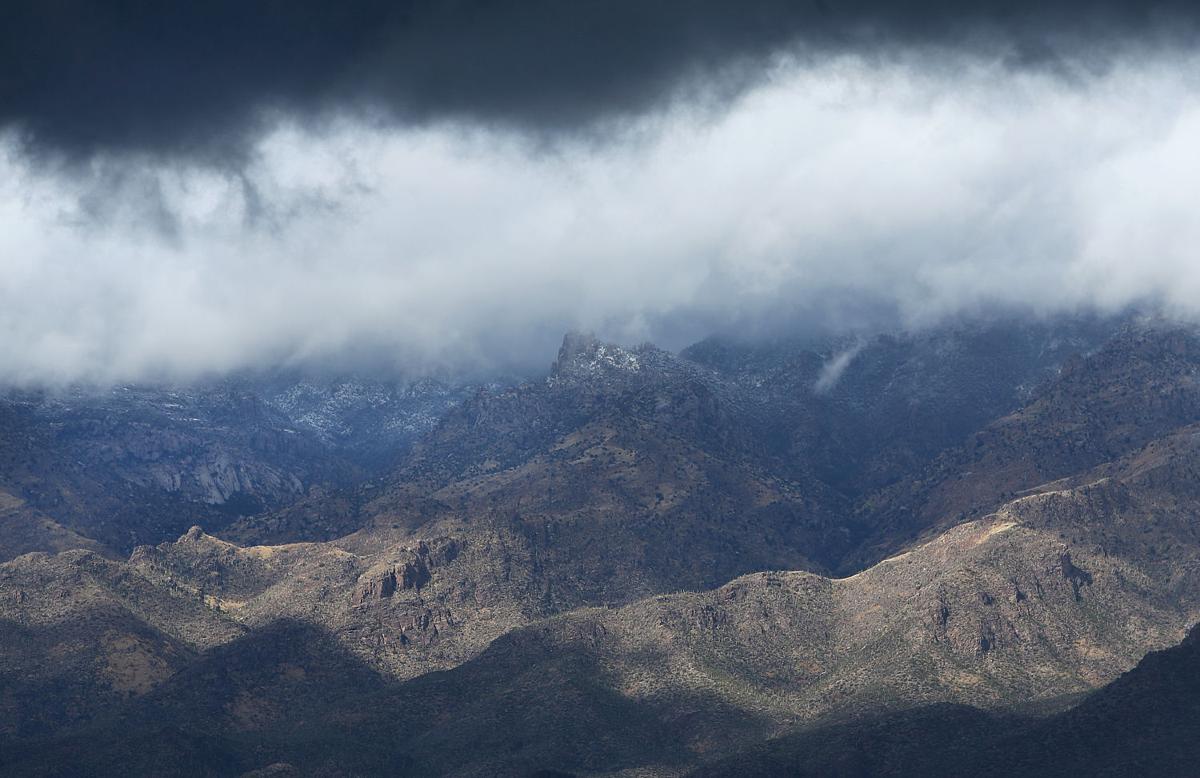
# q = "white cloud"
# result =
<box><xmin>814</xmin><ymin>341</ymin><xmax>866</xmax><ymax>394</ymax></box>
<box><xmin>4</xmin><ymin>51</ymin><xmax>1200</xmax><ymax>384</ymax></box>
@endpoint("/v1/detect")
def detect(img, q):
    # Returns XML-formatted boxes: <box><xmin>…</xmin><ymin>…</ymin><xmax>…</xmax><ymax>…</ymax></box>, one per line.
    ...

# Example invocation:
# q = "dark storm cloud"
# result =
<box><xmin>2</xmin><ymin>0</ymin><xmax>1199</xmax><ymax>160</ymax></box>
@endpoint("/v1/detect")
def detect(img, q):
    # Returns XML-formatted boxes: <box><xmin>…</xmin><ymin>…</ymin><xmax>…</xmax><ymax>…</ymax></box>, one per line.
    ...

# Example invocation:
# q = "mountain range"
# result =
<box><xmin>4</xmin><ymin>315</ymin><xmax>1200</xmax><ymax>776</ymax></box>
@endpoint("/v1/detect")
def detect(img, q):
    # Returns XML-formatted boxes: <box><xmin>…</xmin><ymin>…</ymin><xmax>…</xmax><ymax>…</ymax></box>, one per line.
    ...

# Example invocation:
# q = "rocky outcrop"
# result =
<box><xmin>353</xmin><ymin>538</ymin><xmax>459</xmax><ymax>605</ymax></box>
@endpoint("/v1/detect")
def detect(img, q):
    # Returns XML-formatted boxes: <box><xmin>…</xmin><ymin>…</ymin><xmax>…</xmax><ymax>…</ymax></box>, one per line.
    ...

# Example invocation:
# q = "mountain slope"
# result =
<box><xmin>230</xmin><ymin>334</ymin><xmax>850</xmax><ymax>609</ymax></box>
<box><xmin>684</xmin><ymin>314</ymin><xmax>1119</xmax><ymax>496</ymax></box>
<box><xmin>691</xmin><ymin>619</ymin><xmax>1200</xmax><ymax>777</ymax></box>
<box><xmin>849</xmin><ymin>324</ymin><xmax>1200</xmax><ymax>571</ymax></box>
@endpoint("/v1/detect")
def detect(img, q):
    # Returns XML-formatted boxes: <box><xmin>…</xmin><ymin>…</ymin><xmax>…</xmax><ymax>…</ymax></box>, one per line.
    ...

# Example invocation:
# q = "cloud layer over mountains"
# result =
<box><xmin>3</xmin><ymin>5</ymin><xmax>1200</xmax><ymax>384</ymax></box>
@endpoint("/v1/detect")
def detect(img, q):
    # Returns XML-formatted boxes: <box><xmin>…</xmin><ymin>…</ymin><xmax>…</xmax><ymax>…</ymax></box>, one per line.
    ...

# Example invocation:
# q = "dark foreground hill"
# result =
<box><xmin>691</xmin><ymin>622</ymin><xmax>1200</xmax><ymax>777</ymax></box>
<box><xmin>5</xmin><ymin>510</ymin><xmax>1199</xmax><ymax>776</ymax></box>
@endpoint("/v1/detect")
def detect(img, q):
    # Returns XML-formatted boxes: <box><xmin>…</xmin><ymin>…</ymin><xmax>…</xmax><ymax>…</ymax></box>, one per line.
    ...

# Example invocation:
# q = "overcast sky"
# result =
<box><xmin>3</xmin><ymin>3</ymin><xmax>1200</xmax><ymax>384</ymax></box>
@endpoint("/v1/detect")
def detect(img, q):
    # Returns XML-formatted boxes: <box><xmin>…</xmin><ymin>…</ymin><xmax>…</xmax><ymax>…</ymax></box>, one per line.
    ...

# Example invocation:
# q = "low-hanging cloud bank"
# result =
<box><xmin>4</xmin><ymin>53</ymin><xmax>1200</xmax><ymax>385</ymax></box>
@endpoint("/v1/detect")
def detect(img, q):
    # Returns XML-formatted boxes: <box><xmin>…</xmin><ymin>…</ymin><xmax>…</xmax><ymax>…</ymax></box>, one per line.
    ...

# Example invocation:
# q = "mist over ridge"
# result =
<box><xmin>5</xmin><ymin>50</ymin><xmax>1200</xmax><ymax>386</ymax></box>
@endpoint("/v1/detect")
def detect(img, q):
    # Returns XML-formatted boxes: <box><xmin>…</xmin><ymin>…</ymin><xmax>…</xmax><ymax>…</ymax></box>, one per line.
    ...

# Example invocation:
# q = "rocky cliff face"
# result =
<box><xmin>0</xmin><ymin>373</ymin><xmax>499</xmax><ymax>557</ymax></box>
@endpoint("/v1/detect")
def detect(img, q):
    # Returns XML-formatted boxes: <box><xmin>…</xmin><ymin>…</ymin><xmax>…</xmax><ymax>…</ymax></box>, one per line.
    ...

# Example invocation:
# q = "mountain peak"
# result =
<box><xmin>551</xmin><ymin>331</ymin><xmax>642</xmax><ymax>378</ymax></box>
<box><xmin>556</xmin><ymin>331</ymin><xmax>600</xmax><ymax>364</ymax></box>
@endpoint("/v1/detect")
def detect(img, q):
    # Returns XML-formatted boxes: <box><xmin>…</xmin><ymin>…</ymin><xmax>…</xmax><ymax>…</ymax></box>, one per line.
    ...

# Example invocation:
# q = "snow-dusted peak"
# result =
<box><xmin>551</xmin><ymin>332</ymin><xmax>643</xmax><ymax>381</ymax></box>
